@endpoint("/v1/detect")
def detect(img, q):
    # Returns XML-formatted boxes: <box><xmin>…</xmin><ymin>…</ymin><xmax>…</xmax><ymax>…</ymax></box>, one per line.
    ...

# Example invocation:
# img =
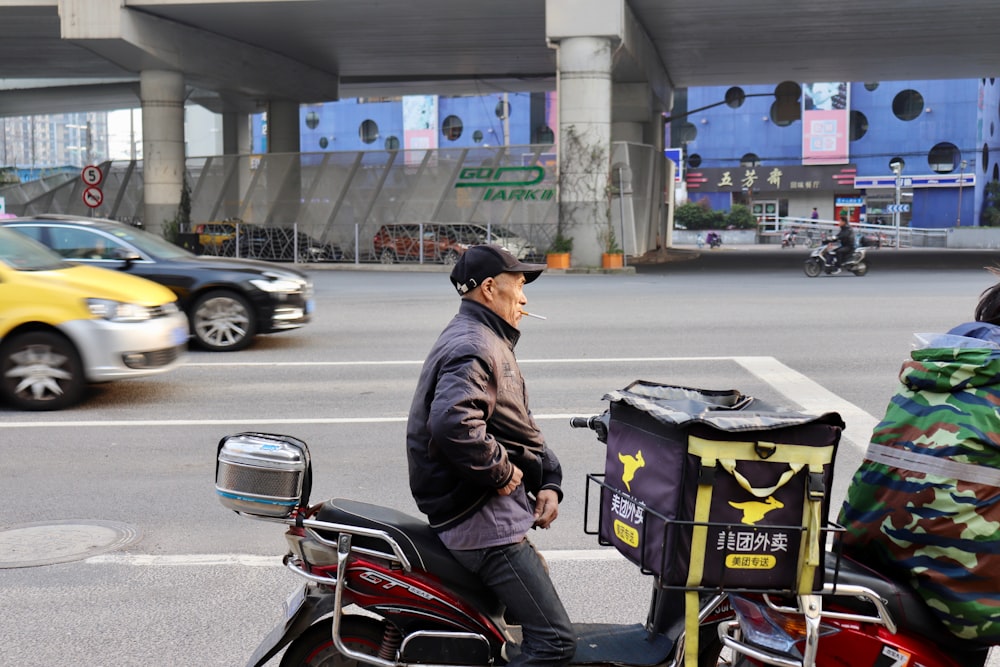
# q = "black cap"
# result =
<box><xmin>449</xmin><ymin>244</ymin><xmax>546</xmax><ymax>296</ymax></box>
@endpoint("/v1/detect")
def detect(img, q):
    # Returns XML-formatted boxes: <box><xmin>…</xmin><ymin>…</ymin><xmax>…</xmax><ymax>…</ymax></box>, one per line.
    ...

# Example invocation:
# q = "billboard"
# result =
<box><xmin>802</xmin><ymin>82</ymin><xmax>849</xmax><ymax>165</ymax></box>
<box><xmin>403</xmin><ymin>95</ymin><xmax>439</xmax><ymax>165</ymax></box>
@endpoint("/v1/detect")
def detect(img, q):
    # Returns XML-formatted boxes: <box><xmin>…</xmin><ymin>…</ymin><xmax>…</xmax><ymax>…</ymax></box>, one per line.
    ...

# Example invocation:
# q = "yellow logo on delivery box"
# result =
<box><xmin>725</xmin><ymin>554</ymin><xmax>777</xmax><ymax>570</ymax></box>
<box><xmin>618</xmin><ymin>450</ymin><xmax>645</xmax><ymax>492</ymax></box>
<box><xmin>613</xmin><ymin>519</ymin><xmax>640</xmax><ymax>547</ymax></box>
<box><xmin>728</xmin><ymin>496</ymin><xmax>784</xmax><ymax>525</ymax></box>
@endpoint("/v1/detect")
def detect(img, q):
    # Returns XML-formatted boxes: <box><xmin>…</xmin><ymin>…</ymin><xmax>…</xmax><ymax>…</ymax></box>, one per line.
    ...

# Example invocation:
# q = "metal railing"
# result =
<box><xmin>0</xmin><ymin>141</ymin><xmax>663</xmax><ymax>264</ymax></box>
<box><xmin>773</xmin><ymin>217</ymin><xmax>949</xmax><ymax>248</ymax></box>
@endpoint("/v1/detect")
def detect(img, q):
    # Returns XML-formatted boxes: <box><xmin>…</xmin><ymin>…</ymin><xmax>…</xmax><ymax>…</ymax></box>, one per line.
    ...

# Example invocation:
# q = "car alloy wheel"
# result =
<box><xmin>0</xmin><ymin>331</ymin><xmax>85</xmax><ymax>410</ymax></box>
<box><xmin>192</xmin><ymin>290</ymin><xmax>256</xmax><ymax>351</ymax></box>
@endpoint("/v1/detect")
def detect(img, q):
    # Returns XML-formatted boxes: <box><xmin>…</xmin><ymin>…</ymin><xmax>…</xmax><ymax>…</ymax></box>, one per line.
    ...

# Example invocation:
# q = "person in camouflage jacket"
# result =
<box><xmin>839</xmin><ymin>274</ymin><xmax>1000</xmax><ymax>644</ymax></box>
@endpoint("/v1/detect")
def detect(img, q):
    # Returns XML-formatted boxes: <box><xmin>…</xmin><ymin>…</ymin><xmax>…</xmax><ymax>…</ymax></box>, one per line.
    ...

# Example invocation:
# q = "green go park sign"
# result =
<box><xmin>455</xmin><ymin>166</ymin><xmax>554</xmax><ymax>202</ymax></box>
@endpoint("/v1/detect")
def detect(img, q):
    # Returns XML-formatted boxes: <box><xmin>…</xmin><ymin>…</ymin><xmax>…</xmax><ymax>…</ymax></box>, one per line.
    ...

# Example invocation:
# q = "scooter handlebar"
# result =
<box><xmin>569</xmin><ymin>412</ymin><xmax>610</xmax><ymax>443</ymax></box>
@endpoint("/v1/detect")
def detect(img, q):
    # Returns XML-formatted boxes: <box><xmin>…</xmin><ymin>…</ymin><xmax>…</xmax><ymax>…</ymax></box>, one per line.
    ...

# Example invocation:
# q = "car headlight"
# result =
<box><xmin>250</xmin><ymin>275</ymin><xmax>305</xmax><ymax>293</ymax></box>
<box><xmin>86</xmin><ymin>298</ymin><xmax>153</xmax><ymax>322</ymax></box>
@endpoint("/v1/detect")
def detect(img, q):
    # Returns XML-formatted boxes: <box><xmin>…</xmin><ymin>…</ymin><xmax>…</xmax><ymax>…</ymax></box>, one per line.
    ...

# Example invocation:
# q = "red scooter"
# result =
<box><xmin>215</xmin><ymin>430</ymin><xmax>733</xmax><ymax>667</ymax></box>
<box><xmin>718</xmin><ymin>554</ymin><xmax>991</xmax><ymax>666</ymax></box>
<box><xmin>217</xmin><ymin>420</ymin><xmax>991</xmax><ymax>667</ymax></box>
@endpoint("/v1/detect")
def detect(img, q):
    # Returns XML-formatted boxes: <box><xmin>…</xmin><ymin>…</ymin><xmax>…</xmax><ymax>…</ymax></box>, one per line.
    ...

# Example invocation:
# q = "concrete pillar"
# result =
<box><xmin>267</xmin><ymin>99</ymin><xmax>300</xmax><ymax>153</ymax></box>
<box><xmin>612</xmin><ymin>83</ymin><xmax>652</xmax><ymax>144</ymax></box>
<box><xmin>221</xmin><ymin>111</ymin><xmax>243</xmax><ymax>155</ymax></box>
<box><xmin>611</xmin><ymin>122</ymin><xmax>644</xmax><ymax>144</ymax></box>
<box><xmin>221</xmin><ymin>111</ymin><xmax>247</xmax><ymax>219</ymax></box>
<box><xmin>648</xmin><ymin>108</ymin><xmax>670</xmax><ymax>251</ymax></box>
<box><xmin>264</xmin><ymin>99</ymin><xmax>301</xmax><ymax>224</ymax></box>
<box><xmin>140</xmin><ymin>69</ymin><xmax>186</xmax><ymax>237</ymax></box>
<box><xmin>556</xmin><ymin>35</ymin><xmax>613</xmax><ymax>266</ymax></box>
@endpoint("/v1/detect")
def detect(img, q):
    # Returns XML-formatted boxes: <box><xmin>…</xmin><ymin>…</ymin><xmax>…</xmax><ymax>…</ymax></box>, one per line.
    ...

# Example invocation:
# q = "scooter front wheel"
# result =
<box><xmin>803</xmin><ymin>259</ymin><xmax>823</xmax><ymax>277</ymax></box>
<box><xmin>280</xmin><ymin>617</ymin><xmax>384</xmax><ymax>667</ymax></box>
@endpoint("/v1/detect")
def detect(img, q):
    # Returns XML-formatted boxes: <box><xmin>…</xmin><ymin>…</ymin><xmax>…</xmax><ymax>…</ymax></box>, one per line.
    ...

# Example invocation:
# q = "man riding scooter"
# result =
<box><xmin>825</xmin><ymin>214</ymin><xmax>855</xmax><ymax>274</ymax></box>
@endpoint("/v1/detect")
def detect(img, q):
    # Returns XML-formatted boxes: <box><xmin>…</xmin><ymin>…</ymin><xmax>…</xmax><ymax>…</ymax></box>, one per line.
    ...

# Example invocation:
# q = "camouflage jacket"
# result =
<box><xmin>839</xmin><ymin>333</ymin><xmax>1000</xmax><ymax>643</ymax></box>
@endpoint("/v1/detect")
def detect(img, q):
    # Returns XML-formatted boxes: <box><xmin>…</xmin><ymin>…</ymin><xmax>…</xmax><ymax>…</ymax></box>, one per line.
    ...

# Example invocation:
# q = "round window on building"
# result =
<box><xmin>740</xmin><ymin>153</ymin><xmax>761</xmax><ymax>168</ymax></box>
<box><xmin>928</xmin><ymin>142</ymin><xmax>960</xmax><ymax>173</ymax></box>
<box><xmin>359</xmin><ymin>119</ymin><xmax>379</xmax><ymax>144</ymax></box>
<box><xmin>318</xmin><ymin>137</ymin><xmax>329</xmax><ymax>149</ymax></box>
<box><xmin>769</xmin><ymin>100</ymin><xmax>798</xmax><ymax>126</ymax></box>
<box><xmin>849</xmin><ymin>110</ymin><xmax>869</xmax><ymax>141</ymax></box>
<box><xmin>772</xmin><ymin>82</ymin><xmax>802</xmax><ymax>125</ymax></box>
<box><xmin>688</xmin><ymin>154</ymin><xmax>702</xmax><ymax>168</ymax></box>
<box><xmin>676</xmin><ymin>122</ymin><xmax>698</xmax><ymax>144</ymax></box>
<box><xmin>384</xmin><ymin>136</ymin><xmax>400</xmax><ymax>150</ymax></box>
<box><xmin>864</xmin><ymin>82</ymin><xmax>880</xmax><ymax>91</ymax></box>
<box><xmin>984</xmin><ymin>144</ymin><xmax>990</xmax><ymax>173</ymax></box>
<box><xmin>442</xmin><ymin>115</ymin><xmax>463</xmax><ymax>141</ymax></box>
<box><xmin>472</xmin><ymin>130</ymin><xmax>484</xmax><ymax>143</ymax></box>
<box><xmin>892</xmin><ymin>89</ymin><xmax>925</xmax><ymax>121</ymax></box>
<box><xmin>536</xmin><ymin>125</ymin><xmax>555</xmax><ymax>144</ymax></box>
<box><xmin>724</xmin><ymin>87</ymin><xmax>746</xmax><ymax>108</ymax></box>
<box><xmin>305</xmin><ymin>111</ymin><xmax>320</xmax><ymax>130</ymax></box>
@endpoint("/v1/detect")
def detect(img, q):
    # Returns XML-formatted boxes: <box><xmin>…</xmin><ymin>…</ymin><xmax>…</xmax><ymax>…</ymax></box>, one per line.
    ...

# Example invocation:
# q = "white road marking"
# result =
<box><xmin>0</xmin><ymin>356</ymin><xmax>876</xmax><ymax>437</ymax></box>
<box><xmin>733</xmin><ymin>356</ymin><xmax>877</xmax><ymax>454</ymax></box>
<box><xmin>13</xmin><ymin>355</ymin><xmax>879</xmax><ymax>573</ymax></box>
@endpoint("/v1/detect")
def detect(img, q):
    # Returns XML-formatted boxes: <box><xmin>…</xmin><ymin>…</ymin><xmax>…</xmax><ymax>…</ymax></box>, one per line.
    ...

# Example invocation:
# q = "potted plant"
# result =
<box><xmin>601</xmin><ymin>225</ymin><xmax>623</xmax><ymax>269</ymax></box>
<box><xmin>546</xmin><ymin>232</ymin><xmax>573</xmax><ymax>269</ymax></box>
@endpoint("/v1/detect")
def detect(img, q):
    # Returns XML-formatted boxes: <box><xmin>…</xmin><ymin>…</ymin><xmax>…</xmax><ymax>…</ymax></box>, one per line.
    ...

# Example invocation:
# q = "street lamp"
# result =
<box><xmin>957</xmin><ymin>159</ymin><xmax>968</xmax><ymax>226</ymax></box>
<box><xmin>889</xmin><ymin>157</ymin><xmax>905</xmax><ymax>249</ymax></box>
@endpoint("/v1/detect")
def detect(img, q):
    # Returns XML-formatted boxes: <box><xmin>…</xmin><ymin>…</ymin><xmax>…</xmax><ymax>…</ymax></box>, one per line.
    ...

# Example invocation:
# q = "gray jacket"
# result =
<box><xmin>406</xmin><ymin>299</ymin><xmax>563</xmax><ymax>530</ymax></box>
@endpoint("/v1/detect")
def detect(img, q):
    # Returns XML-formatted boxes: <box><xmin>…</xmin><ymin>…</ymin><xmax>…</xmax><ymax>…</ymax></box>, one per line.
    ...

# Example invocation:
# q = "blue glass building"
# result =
<box><xmin>251</xmin><ymin>80</ymin><xmax>1000</xmax><ymax>229</ymax></box>
<box><xmin>675</xmin><ymin>80</ymin><xmax>988</xmax><ymax>228</ymax></box>
<box><xmin>252</xmin><ymin>92</ymin><xmax>554</xmax><ymax>155</ymax></box>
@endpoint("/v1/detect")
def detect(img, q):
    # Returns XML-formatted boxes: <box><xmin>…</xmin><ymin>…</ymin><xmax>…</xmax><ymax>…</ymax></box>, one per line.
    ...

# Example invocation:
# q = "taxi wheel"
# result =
<box><xmin>0</xmin><ymin>331</ymin><xmax>85</xmax><ymax>410</ymax></box>
<box><xmin>191</xmin><ymin>290</ymin><xmax>256</xmax><ymax>352</ymax></box>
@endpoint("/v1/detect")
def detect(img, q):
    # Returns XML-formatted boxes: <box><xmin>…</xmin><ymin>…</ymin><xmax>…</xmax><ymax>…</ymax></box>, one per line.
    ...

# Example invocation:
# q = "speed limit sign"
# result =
<box><xmin>81</xmin><ymin>165</ymin><xmax>103</xmax><ymax>187</ymax></box>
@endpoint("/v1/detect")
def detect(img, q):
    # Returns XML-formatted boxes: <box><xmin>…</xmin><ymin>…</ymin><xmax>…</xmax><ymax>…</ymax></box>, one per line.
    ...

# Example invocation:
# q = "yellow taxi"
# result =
<box><xmin>194</xmin><ymin>220</ymin><xmax>239</xmax><ymax>251</ymax></box>
<box><xmin>0</xmin><ymin>228</ymin><xmax>188</xmax><ymax>410</ymax></box>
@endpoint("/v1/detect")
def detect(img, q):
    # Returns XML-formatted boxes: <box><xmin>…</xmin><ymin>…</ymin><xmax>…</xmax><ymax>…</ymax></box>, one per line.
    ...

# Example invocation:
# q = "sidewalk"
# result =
<box><xmin>630</xmin><ymin>243</ymin><xmax>1000</xmax><ymax>273</ymax></box>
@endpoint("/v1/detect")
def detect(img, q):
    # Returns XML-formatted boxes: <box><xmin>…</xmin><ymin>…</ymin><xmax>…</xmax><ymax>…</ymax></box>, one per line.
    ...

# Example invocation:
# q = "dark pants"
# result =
<box><xmin>834</xmin><ymin>245</ymin><xmax>853</xmax><ymax>266</ymax></box>
<box><xmin>451</xmin><ymin>539</ymin><xmax>576</xmax><ymax>667</ymax></box>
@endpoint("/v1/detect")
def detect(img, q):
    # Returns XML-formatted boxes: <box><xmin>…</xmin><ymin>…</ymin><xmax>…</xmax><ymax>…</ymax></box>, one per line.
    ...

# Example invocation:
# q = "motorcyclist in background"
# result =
<box><xmin>827</xmin><ymin>214</ymin><xmax>855</xmax><ymax>274</ymax></box>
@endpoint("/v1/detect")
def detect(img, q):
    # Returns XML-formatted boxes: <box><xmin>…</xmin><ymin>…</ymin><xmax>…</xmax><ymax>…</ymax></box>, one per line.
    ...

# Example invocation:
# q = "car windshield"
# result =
<box><xmin>102</xmin><ymin>224</ymin><xmax>195</xmax><ymax>259</ymax></box>
<box><xmin>0</xmin><ymin>228</ymin><xmax>67</xmax><ymax>270</ymax></box>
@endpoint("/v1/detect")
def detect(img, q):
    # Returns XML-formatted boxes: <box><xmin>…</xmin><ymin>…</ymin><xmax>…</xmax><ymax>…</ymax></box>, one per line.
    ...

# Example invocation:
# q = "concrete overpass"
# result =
<box><xmin>4</xmin><ymin>0</ymin><xmax>1000</xmax><ymax>265</ymax></box>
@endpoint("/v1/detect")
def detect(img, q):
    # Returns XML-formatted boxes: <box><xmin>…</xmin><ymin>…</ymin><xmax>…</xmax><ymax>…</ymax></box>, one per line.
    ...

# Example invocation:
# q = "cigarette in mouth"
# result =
<box><xmin>520</xmin><ymin>311</ymin><xmax>547</xmax><ymax>320</ymax></box>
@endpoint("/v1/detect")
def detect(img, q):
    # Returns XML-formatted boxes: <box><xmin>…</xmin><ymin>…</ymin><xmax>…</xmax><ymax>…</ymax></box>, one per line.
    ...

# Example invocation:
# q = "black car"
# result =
<box><xmin>3</xmin><ymin>215</ymin><xmax>315</xmax><ymax>352</ymax></box>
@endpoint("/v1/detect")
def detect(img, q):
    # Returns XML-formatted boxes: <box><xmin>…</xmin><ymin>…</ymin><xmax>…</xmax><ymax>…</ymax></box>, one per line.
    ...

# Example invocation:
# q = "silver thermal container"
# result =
<box><xmin>216</xmin><ymin>433</ymin><xmax>310</xmax><ymax>518</ymax></box>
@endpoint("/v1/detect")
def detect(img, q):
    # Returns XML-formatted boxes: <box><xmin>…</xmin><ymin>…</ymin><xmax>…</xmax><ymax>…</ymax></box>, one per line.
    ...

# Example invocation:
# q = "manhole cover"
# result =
<box><xmin>0</xmin><ymin>520</ymin><xmax>140</xmax><ymax>568</ymax></box>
